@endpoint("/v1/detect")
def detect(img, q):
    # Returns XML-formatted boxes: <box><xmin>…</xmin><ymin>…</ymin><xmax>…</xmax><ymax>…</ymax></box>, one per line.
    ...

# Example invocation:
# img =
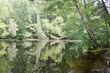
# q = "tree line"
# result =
<box><xmin>0</xmin><ymin>0</ymin><xmax>110</xmax><ymax>47</ymax></box>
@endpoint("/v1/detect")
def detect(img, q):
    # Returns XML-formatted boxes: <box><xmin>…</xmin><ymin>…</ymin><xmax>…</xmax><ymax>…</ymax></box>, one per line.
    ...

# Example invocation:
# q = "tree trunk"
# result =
<box><xmin>35</xmin><ymin>0</ymin><xmax>47</xmax><ymax>39</ymax></box>
<box><xmin>71</xmin><ymin>0</ymin><xmax>98</xmax><ymax>48</ymax></box>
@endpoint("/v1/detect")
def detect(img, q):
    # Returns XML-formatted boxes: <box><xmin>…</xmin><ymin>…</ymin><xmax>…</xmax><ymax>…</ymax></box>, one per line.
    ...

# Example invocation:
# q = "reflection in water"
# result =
<box><xmin>7</xmin><ymin>42</ymin><xmax>17</xmax><ymax>61</ymax></box>
<box><xmin>40</xmin><ymin>41</ymin><xmax>65</xmax><ymax>63</ymax></box>
<box><xmin>0</xmin><ymin>41</ymin><xmax>109</xmax><ymax>73</ymax></box>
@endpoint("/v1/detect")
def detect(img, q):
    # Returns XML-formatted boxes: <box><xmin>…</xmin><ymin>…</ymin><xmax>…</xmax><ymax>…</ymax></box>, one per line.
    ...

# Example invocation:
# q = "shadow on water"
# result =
<box><xmin>0</xmin><ymin>40</ymin><xmax>110</xmax><ymax>73</ymax></box>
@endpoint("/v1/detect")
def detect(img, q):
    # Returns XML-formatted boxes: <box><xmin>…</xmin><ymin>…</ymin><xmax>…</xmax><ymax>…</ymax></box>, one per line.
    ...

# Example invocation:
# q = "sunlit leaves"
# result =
<box><xmin>0</xmin><ymin>22</ymin><xmax>7</xmax><ymax>28</ymax></box>
<box><xmin>54</xmin><ymin>16</ymin><xmax>64</xmax><ymax>24</ymax></box>
<box><xmin>0</xmin><ymin>21</ymin><xmax>9</xmax><ymax>37</ymax></box>
<box><xmin>8</xmin><ymin>19</ymin><xmax>18</xmax><ymax>37</ymax></box>
<box><xmin>41</xmin><ymin>16</ymin><xmax>65</xmax><ymax>39</ymax></box>
<box><xmin>24</xmin><ymin>31</ymin><xmax>32</xmax><ymax>38</ymax></box>
<box><xmin>0</xmin><ymin>0</ymin><xmax>11</xmax><ymax>20</ymax></box>
<box><xmin>12</xmin><ymin>0</ymin><xmax>32</xmax><ymax>37</ymax></box>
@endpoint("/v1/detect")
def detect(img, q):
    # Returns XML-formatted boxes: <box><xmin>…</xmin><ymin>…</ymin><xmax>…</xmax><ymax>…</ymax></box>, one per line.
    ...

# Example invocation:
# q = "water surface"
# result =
<box><xmin>0</xmin><ymin>40</ymin><xmax>109</xmax><ymax>73</ymax></box>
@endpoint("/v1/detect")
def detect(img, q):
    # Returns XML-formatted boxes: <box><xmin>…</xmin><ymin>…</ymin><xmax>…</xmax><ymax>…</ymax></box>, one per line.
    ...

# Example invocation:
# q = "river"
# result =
<box><xmin>0</xmin><ymin>40</ymin><xmax>109</xmax><ymax>73</ymax></box>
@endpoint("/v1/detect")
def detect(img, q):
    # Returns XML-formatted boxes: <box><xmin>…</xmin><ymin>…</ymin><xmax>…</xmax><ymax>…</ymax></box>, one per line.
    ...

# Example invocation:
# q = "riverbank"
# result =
<box><xmin>0</xmin><ymin>39</ymin><xmax>81</xmax><ymax>42</ymax></box>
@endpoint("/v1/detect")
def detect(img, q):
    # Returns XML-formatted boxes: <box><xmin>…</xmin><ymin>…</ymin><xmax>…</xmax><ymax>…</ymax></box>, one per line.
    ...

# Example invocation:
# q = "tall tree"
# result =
<box><xmin>71</xmin><ymin>0</ymin><xmax>98</xmax><ymax>48</ymax></box>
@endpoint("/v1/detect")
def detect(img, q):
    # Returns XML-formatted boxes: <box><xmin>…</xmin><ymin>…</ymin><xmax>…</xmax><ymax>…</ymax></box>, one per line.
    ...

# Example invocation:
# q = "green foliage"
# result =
<box><xmin>12</xmin><ymin>0</ymin><xmax>32</xmax><ymax>38</ymax></box>
<box><xmin>0</xmin><ymin>0</ymin><xmax>11</xmax><ymax>21</ymax></box>
<box><xmin>0</xmin><ymin>21</ymin><xmax>9</xmax><ymax>38</ymax></box>
<box><xmin>8</xmin><ymin>19</ymin><xmax>18</xmax><ymax>37</ymax></box>
<box><xmin>0</xmin><ymin>0</ymin><xmax>109</xmax><ymax>47</ymax></box>
<box><xmin>41</xmin><ymin>17</ymin><xmax>65</xmax><ymax>39</ymax></box>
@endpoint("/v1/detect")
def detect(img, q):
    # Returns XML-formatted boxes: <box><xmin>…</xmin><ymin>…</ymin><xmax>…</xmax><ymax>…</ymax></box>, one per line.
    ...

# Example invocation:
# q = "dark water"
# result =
<box><xmin>0</xmin><ymin>40</ymin><xmax>109</xmax><ymax>73</ymax></box>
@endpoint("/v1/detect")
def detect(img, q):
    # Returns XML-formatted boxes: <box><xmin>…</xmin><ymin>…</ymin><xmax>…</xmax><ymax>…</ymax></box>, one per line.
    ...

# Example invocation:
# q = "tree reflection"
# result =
<box><xmin>0</xmin><ymin>41</ymin><xmax>109</xmax><ymax>73</ymax></box>
<box><xmin>40</xmin><ymin>41</ymin><xmax>65</xmax><ymax>63</ymax></box>
<box><xmin>7</xmin><ymin>42</ymin><xmax>17</xmax><ymax>61</ymax></box>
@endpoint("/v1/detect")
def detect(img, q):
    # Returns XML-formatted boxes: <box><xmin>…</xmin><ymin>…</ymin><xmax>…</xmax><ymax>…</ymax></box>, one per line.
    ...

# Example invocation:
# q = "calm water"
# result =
<box><xmin>0</xmin><ymin>40</ymin><xmax>109</xmax><ymax>73</ymax></box>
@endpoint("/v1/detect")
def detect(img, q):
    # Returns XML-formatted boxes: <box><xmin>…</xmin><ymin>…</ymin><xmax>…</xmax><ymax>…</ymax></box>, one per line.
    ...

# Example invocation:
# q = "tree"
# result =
<box><xmin>12</xmin><ymin>0</ymin><xmax>32</xmax><ymax>38</ymax></box>
<box><xmin>8</xmin><ymin>19</ymin><xmax>18</xmax><ymax>37</ymax></box>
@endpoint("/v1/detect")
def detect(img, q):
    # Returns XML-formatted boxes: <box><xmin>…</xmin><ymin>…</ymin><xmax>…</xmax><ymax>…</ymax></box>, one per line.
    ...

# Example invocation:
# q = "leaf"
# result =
<box><xmin>0</xmin><ymin>23</ymin><xmax>7</xmax><ymax>28</ymax></box>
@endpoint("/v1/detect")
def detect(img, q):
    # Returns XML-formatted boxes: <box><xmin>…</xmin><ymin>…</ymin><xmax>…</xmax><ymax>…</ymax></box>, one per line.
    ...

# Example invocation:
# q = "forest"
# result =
<box><xmin>0</xmin><ymin>0</ymin><xmax>110</xmax><ymax>73</ymax></box>
<box><xmin>0</xmin><ymin>0</ymin><xmax>110</xmax><ymax>48</ymax></box>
